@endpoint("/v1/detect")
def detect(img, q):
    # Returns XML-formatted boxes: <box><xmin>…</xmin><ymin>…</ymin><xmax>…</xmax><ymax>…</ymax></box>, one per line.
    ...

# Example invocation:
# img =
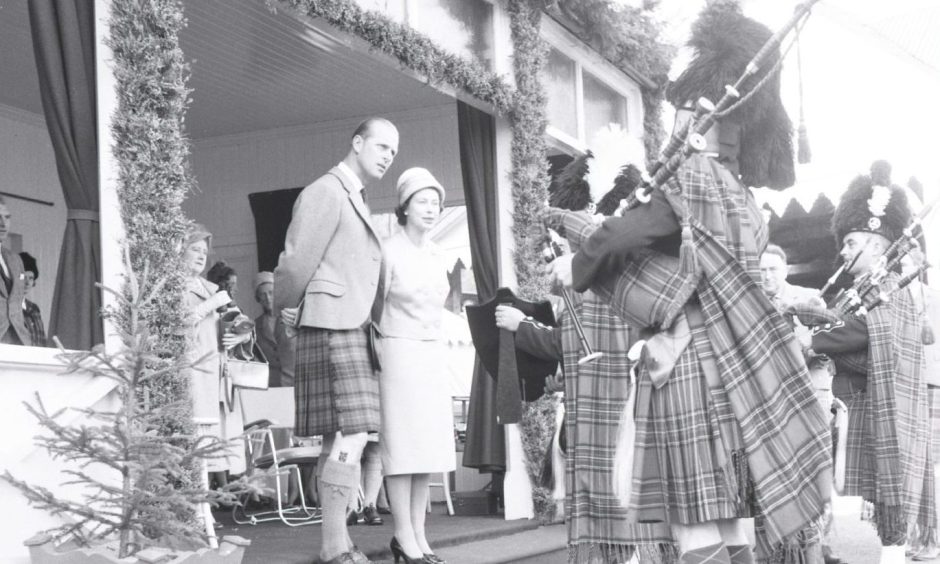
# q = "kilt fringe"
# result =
<box><xmin>755</xmin><ymin>513</ymin><xmax>825</xmax><ymax>564</ymax></box>
<box><xmin>567</xmin><ymin>541</ymin><xmax>679</xmax><ymax>564</ymax></box>
<box><xmin>909</xmin><ymin>522</ymin><xmax>939</xmax><ymax>550</ymax></box>
<box><xmin>731</xmin><ymin>448</ymin><xmax>757</xmax><ymax>516</ymax></box>
<box><xmin>862</xmin><ymin>500</ymin><xmax>937</xmax><ymax>547</ymax></box>
<box><xmin>756</xmin><ymin>539</ymin><xmax>823</xmax><ymax>564</ymax></box>
<box><xmin>866</xmin><ymin>502</ymin><xmax>908</xmax><ymax>545</ymax></box>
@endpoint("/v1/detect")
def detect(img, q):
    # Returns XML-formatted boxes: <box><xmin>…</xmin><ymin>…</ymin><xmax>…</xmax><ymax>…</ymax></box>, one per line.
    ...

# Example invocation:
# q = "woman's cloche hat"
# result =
<box><xmin>184</xmin><ymin>223</ymin><xmax>212</xmax><ymax>250</ymax></box>
<box><xmin>396</xmin><ymin>167</ymin><xmax>445</xmax><ymax>207</ymax></box>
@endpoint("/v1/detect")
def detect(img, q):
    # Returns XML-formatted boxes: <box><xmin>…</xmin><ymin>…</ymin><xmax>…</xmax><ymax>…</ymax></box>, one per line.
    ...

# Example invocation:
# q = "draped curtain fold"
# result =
<box><xmin>457</xmin><ymin>101</ymin><xmax>505</xmax><ymax>472</ymax></box>
<box><xmin>28</xmin><ymin>0</ymin><xmax>102</xmax><ymax>349</ymax></box>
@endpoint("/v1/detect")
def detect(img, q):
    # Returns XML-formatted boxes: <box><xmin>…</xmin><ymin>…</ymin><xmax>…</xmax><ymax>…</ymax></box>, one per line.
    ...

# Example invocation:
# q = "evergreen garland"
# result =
<box><xmin>507</xmin><ymin>0</ymin><xmax>552</xmax><ymax>301</ymax></box>
<box><xmin>107</xmin><ymin>0</ymin><xmax>200</xmax><ymax>525</ymax></box>
<box><xmin>109</xmin><ymin>0</ymin><xmax>193</xmax><ymax>417</ymax></box>
<box><xmin>272</xmin><ymin>0</ymin><xmax>515</xmax><ymax>113</ymax></box>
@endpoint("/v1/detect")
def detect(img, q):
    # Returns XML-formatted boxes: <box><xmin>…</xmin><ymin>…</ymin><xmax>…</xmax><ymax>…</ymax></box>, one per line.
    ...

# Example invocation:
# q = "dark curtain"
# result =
<box><xmin>458</xmin><ymin>101</ymin><xmax>505</xmax><ymax>472</ymax></box>
<box><xmin>248</xmin><ymin>188</ymin><xmax>303</xmax><ymax>272</ymax></box>
<box><xmin>28</xmin><ymin>0</ymin><xmax>101</xmax><ymax>349</ymax></box>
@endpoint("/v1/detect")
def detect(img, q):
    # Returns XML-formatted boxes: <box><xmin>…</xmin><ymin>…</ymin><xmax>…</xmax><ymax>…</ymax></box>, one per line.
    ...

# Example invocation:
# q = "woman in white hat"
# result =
<box><xmin>378</xmin><ymin>168</ymin><xmax>456</xmax><ymax>564</ymax></box>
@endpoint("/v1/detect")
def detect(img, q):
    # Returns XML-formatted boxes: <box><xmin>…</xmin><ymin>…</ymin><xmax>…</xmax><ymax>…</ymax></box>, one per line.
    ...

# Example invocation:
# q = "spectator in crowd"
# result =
<box><xmin>377</xmin><ymin>168</ymin><xmax>455</xmax><ymax>563</ymax></box>
<box><xmin>0</xmin><ymin>197</ymin><xmax>31</xmax><ymax>345</ymax></box>
<box><xmin>182</xmin><ymin>225</ymin><xmax>250</xmax><ymax>501</ymax></box>
<box><xmin>760</xmin><ymin>243</ymin><xmax>823</xmax><ymax>310</ymax></box>
<box><xmin>253</xmin><ymin>271</ymin><xmax>284</xmax><ymax>387</ymax></box>
<box><xmin>207</xmin><ymin>261</ymin><xmax>239</xmax><ymax>308</ymax></box>
<box><xmin>19</xmin><ymin>252</ymin><xmax>46</xmax><ymax>347</ymax></box>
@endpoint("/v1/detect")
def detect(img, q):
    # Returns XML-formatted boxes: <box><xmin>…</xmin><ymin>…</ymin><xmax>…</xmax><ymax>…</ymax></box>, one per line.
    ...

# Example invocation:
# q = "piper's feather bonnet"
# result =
<box><xmin>667</xmin><ymin>0</ymin><xmax>795</xmax><ymax>190</ymax></box>
<box><xmin>548</xmin><ymin>152</ymin><xmax>593</xmax><ymax>212</ymax></box>
<box><xmin>832</xmin><ymin>160</ymin><xmax>911</xmax><ymax>244</ymax></box>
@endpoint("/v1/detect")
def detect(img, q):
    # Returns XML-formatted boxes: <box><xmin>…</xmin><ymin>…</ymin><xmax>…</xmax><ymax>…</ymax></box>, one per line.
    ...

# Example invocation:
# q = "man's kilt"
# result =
<box><xmin>294</xmin><ymin>326</ymin><xmax>381</xmax><ymax>437</ymax></box>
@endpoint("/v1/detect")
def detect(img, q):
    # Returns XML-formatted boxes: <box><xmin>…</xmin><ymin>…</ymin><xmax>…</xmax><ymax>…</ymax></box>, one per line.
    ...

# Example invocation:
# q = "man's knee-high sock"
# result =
<box><xmin>347</xmin><ymin>465</ymin><xmax>362</xmax><ymax>512</ymax></box>
<box><xmin>726</xmin><ymin>545</ymin><xmax>754</xmax><ymax>564</ymax></box>
<box><xmin>319</xmin><ymin>459</ymin><xmax>359</xmax><ymax>558</ymax></box>
<box><xmin>680</xmin><ymin>543</ymin><xmax>732</xmax><ymax>564</ymax></box>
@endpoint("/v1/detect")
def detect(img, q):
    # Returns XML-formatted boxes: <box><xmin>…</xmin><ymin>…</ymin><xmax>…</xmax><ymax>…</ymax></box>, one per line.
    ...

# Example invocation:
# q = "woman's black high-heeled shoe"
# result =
<box><xmin>389</xmin><ymin>537</ymin><xmax>427</xmax><ymax>564</ymax></box>
<box><xmin>423</xmin><ymin>553</ymin><xmax>445</xmax><ymax>564</ymax></box>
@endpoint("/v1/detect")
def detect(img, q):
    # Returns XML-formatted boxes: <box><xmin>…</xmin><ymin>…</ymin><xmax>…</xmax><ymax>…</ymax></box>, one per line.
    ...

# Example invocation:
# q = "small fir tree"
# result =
<box><xmin>3</xmin><ymin>259</ymin><xmax>254</xmax><ymax>558</ymax></box>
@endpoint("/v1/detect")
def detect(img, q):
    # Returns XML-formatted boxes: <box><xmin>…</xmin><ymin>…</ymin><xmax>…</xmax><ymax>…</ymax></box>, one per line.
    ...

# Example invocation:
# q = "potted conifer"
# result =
<box><xmin>3</xmin><ymin>261</ymin><xmax>255</xmax><ymax>563</ymax></box>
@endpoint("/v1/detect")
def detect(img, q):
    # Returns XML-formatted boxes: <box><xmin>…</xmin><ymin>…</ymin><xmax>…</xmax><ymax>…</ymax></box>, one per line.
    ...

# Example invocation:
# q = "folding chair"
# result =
<box><xmin>233</xmin><ymin>421</ymin><xmax>322</xmax><ymax>526</ymax></box>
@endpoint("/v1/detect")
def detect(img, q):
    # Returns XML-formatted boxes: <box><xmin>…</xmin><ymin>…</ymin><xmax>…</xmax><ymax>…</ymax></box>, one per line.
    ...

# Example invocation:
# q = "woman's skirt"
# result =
<box><xmin>378</xmin><ymin>336</ymin><xmax>456</xmax><ymax>476</ymax></box>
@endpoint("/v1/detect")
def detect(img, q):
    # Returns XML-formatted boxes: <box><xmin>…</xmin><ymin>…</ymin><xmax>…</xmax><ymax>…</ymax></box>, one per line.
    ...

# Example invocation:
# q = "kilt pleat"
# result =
<box><xmin>294</xmin><ymin>327</ymin><xmax>380</xmax><ymax>436</ymax></box>
<box><xmin>839</xmin><ymin>390</ymin><xmax>875</xmax><ymax>498</ymax></box>
<box><xmin>630</xmin><ymin>318</ymin><xmax>747</xmax><ymax>525</ymax></box>
<box><xmin>561</xmin><ymin>293</ymin><xmax>677</xmax><ymax>560</ymax></box>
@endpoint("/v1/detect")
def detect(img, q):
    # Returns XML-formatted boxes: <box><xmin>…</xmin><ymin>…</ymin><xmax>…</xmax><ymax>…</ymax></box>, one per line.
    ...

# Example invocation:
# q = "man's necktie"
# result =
<box><xmin>0</xmin><ymin>254</ymin><xmax>10</xmax><ymax>294</ymax></box>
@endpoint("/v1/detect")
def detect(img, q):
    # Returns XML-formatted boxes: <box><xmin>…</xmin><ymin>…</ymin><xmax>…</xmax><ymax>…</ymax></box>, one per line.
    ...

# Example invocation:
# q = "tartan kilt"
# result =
<box><xmin>839</xmin><ymin>390</ymin><xmax>875</xmax><ymax>499</ymax></box>
<box><xmin>931</xmin><ymin>387</ymin><xmax>940</xmax><ymax>462</ymax></box>
<box><xmin>294</xmin><ymin>326</ymin><xmax>380</xmax><ymax>437</ymax></box>
<box><xmin>839</xmin><ymin>387</ymin><xmax>936</xmax><ymax>545</ymax></box>
<box><xmin>561</xmin><ymin>294</ymin><xmax>677</xmax><ymax>562</ymax></box>
<box><xmin>630</xmin><ymin>318</ymin><xmax>753</xmax><ymax>525</ymax></box>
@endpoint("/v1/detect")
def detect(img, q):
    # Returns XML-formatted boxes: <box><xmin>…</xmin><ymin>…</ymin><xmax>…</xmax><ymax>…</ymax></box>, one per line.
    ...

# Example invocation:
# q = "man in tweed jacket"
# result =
<box><xmin>0</xmin><ymin>197</ymin><xmax>30</xmax><ymax>346</ymax></box>
<box><xmin>275</xmin><ymin>118</ymin><xmax>397</xmax><ymax>564</ymax></box>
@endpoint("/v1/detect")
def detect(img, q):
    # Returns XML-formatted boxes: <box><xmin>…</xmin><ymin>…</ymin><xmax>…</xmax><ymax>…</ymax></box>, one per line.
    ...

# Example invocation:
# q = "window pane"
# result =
<box><xmin>409</xmin><ymin>0</ymin><xmax>494</xmax><ymax>68</ymax></box>
<box><xmin>583</xmin><ymin>72</ymin><xmax>628</xmax><ymax>143</ymax></box>
<box><xmin>543</xmin><ymin>49</ymin><xmax>578</xmax><ymax>139</ymax></box>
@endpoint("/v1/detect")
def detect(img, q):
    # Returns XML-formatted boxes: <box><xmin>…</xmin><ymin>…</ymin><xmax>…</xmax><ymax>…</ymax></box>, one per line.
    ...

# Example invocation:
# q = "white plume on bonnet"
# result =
<box><xmin>584</xmin><ymin>124</ymin><xmax>646</xmax><ymax>204</ymax></box>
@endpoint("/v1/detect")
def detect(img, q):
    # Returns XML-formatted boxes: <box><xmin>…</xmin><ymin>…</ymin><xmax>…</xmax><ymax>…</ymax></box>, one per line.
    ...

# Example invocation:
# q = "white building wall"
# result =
<box><xmin>185</xmin><ymin>103</ymin><xmax>463</xmax><ymax>319</ymax></box>
<box><xmin>0</xmin><ymin>346</ymin><xmax>120</xmax><ymax>563</ymax></box>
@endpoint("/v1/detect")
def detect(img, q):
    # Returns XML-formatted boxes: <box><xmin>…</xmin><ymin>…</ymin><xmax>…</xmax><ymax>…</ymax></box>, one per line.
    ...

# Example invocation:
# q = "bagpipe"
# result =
<box><xmin>797</xmin><ymin>196</ymin><xmax>938</xmax><ymax>333</ymax></box>
<box><xmin>791</xmin><ymin>197</ymin><xmax>937</xmax><ymax>494</ymax></box>
<box><xmin>827</xmin><ymin>196</ymin><xmax>937</xmax><ymax>319</ymax></box>
<box><xmin>542</xmin><ymin>237</ymin><xmax>604</xmax><ymax>365</ymax></box>
<box><xmin>542</xmin><ymin>0</ymin><xmax>823</xmax><ymax>253</ymax></box>
<box><xmin>609</xmin><ymin>0</ymin><xmax>822</xmax><ymax>215</ymax></box>
<box><xmin>540</xmin><ymin>1</ymin><xmax>823</xmax><ymax>354</ymax></box>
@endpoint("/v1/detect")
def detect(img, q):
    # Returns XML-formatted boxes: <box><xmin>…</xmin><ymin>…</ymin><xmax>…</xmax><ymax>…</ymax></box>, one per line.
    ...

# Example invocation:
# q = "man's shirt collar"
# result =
<box><xmin>336</xmin><ymin>161</ymin><xmax>365</xmax><ymax>194</ymax></box>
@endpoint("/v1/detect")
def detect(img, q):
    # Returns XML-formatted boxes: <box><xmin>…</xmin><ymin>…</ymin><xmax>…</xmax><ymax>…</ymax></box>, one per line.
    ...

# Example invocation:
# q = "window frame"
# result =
<box><xmin>540</xmin><ymin>16</ymin><xmax>645</xmax><ymax>155</ymax></box>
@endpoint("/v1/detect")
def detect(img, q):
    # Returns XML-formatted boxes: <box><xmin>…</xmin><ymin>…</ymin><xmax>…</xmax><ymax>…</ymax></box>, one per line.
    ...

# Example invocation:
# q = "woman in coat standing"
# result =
<box><xmin>182</xmin><ymin>225</ymin><xmax>250</xmax><ymax>489</ymax></box>
<box><xmin>379</xmin><ymin>168</ymin><xmax>456</xmax><ymax>563</ymax></box>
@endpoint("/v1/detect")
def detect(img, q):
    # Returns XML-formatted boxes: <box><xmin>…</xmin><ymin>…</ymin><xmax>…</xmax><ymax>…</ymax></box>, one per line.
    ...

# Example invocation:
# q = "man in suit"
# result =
<box><xmin>275</xmin><ymin>118</ymin><xmax>397</xmax><ymax>564</ymax></box>
<box><xmin>0</xmin><ymin>197</ymin><xmax>31</xmax><ymax>346</ymax></box>
<box><xmin>760</xmin><ymin>244</ymin><xmax>823</xmax><ymax>312</ymax></box>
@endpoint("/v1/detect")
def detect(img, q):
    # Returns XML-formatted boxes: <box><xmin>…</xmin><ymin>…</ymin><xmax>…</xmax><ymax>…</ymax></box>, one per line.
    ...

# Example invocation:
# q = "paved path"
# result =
<box><xmin>826</xmin><ymin>495</ymin><xmax>931</xmax><ymax>564</ymax></box>
<box><xmin>224</xmin><ymin>495</ymin><xmax>936</xmax><ymax>563</ymax></box>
